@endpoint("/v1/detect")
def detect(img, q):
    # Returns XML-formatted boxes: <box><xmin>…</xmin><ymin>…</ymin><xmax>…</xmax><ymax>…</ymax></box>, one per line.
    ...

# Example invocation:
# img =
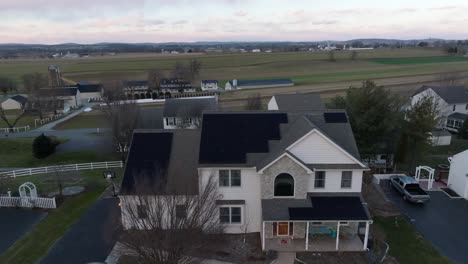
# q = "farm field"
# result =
<box><xmin>53</xmin><ymin>111</ymin><xmax>110</xmax><ymax>130</ymax></box>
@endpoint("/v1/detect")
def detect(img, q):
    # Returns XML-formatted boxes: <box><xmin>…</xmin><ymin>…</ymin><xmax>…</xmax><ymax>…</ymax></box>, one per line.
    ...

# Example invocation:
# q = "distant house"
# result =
<box><xmin>447</xmin><ymin>150</ymin><xmax>468</xmax><ymax>199</ymax></box>
<box><xmin>77</xmin><ymin>84</ymin><xmax>103</xmax><ymax>103</ymax></box>
<box><xmin>38</xmin><ymin>87</ymin><xmax>81</xmax><ymax>112</ymax></box>
<box><xmin>411</xmin><ymin>85</ymin><xmax>468</xmax><ymax>132</ymax></box>
<box><xmin>268</xmin><ymin>93</ymin><xmax>325</xmax><ymax>111</ymax></box>
<box><xmin>160</xmin><ymin>79</ymin><xmax>195</xmax><ymax>94</ymax></box>
<box><xmin>200</xmin><ymin>80</ymin><xmax>218</xmax><ymax>91</ymax></box>
<box><xmin>123</xmin><ymin>80</ymin><xmax>149</xmax><ymax>93</ymax></box>
<box><xmin>225</xmin><ymin>78</ymin><xmax>294</xmax><ymax>90</ymax></box>
<box><xmin>163</xmin><ymin>97</ymin><xmax>217</xmax><ymax>129</ymax></box>
<box><xmin>0</xmin><ymin>95</ymin><xmax>28</xmax><ymax>110</ymax></box>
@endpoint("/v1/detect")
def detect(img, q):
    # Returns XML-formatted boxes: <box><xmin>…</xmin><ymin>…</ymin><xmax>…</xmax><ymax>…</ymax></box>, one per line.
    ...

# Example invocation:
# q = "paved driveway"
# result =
<box><xmin>381</xmin><ymin>180</ymin><xmax>468</xmax><ymax>264</ymax></box>
<box><xmin>0</xmin><ymin>208</ymin><xmax>47</xmax><ymax>255</ymax></box>
<box><xmin>40</xmin><ymin>198</ymin><xmax>122</xmax><ymax>264</ymax></box>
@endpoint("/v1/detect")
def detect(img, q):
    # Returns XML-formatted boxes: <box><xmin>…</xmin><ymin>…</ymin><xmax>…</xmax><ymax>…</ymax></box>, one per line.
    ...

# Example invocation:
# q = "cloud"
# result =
<box><xmin>234</xmin><ymin>11</ymin><xmax>247</xmax><ymax>17</ymax></box>
<box><xmin>172</xmin><ymin>20</ymin><xmax>188</xmax><ymax>25</ymax></box>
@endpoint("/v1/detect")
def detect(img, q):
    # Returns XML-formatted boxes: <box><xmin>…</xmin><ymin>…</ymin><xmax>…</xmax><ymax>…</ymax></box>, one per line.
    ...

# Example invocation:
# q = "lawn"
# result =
<box><xmin>53</xmin><ymin>111</ymin><xmax>110</xmax><ymax>130</ymax></box>
<box><xmin>0</xmin><ymin>138</ymin><xmax>115</xmax><ymax>168</ymax></box>
<box><xmin>0</xmin><ymin>169</ymin><xmax>122</xmax><ymax>264</ymax></box>
<box><xmin>374</xmin><ymin>216</ymin><xmax>451</xmax><ymax>264</ymax></box>
<box><xmin>370</xmin><ymin>56</ymin><xmax>468</xmax><ymax>65</ymax></box>
<box><xmin>0</xmin><ymin>110</ymin><xmax>40</xmax><ymax>129</ymax></box>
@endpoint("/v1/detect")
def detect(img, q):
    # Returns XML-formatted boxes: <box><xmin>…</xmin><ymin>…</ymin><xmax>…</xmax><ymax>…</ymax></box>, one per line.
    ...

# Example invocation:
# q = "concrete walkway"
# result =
<box><xmin>276</xmin><ymin>252</ymin><xmax>296</xmax><ymax>264</ymax></box>
<box><xmin>35</xmin><ymin>103</ymin><xmax>94</xmax><ymax>132</ymax></box>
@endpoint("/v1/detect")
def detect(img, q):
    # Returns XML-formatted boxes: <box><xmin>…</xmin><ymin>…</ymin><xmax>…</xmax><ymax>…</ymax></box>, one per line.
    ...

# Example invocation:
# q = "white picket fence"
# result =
<box><xmin>0</xmin><ymin>161</ymin><xmax>124</xmax><ymax>178</ymax></box>
<box><xmin>0</xmin><ymin>196</ymin><xmax>56</xmax><ymax>209</ymax></box>
<box><xmin>0</xmin><ymin>125</ymin><xmax>31</xmax><ymax>133</ymax></box>
<box><xmin>34</xmin><ymin>114</ymin><xmax>65</xmax><ymax>127</ymax></box>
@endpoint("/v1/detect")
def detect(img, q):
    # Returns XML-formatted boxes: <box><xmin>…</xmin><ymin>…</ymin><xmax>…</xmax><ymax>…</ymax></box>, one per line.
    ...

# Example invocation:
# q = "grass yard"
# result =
<box><xmin>0</xmin><ymin>169</ymin><xmax>122</xmax><ymax>264</ymax></box>
<box><xmin>53</xmin><ymin>111</ymin><xmax>110</xmax><ymax>130</ymax></box>
<box><xmin>370</xmin><ymin>56</ymin><xmax>468</xmax><ymax>65</ymax></box>
<box><xmin>0</xmin><ymin>138</ymin><xmax>115</xmax><ymax>168</ymax></box>
<box><xmin>374</xmin><ymin>216</ymin><xmax>451</xmax><ymax>264</ymax></box>
<box><xmin>0</xmin><ymin>110</ymin><xmax>40</xmax><ymax>129</ymax></box>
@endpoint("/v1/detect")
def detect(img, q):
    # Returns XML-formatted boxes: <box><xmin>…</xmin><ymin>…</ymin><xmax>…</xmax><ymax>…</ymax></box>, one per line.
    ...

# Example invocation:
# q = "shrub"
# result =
<box><xmin>32</xmin><ymin>134</ymin><xmax>57</xmax><ymax>159</ymax></box>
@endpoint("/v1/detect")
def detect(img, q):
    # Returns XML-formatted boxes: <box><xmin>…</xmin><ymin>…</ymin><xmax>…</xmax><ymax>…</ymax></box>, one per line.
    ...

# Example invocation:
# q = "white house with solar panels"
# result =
<box><xmin>120</xmin><ymin>93</ymin><xmax>371</xmax><ymax>252</ymax></box>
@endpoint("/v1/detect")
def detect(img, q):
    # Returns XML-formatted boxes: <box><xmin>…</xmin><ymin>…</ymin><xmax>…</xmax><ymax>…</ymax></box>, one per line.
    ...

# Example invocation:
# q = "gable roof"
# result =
<box><xmin>9</xmin><ymin>95</ymin><xmax>28</xmax><ymax>104</ymax></box>
<box><xmin>77</xmin><ymin>84</ymin><xmax>102</xmax><ymax>93</ymax></box>
<box><xmin>120</xmin><ymin>130</ymin><xmax>200</xmax><ymax>195</ymax></box>
<box><xmin>448</xmin><ymin>112</ymin><xmax>468</xmax><ymax>121</ymax></box>
<box><xmin>230</xmin><ymin>78</ymin><xmax>293</xmax><ymax>87</ymax></box>
<box><xmin>273</xmin><ymin>93</ymin><xmax>325</xmax><ymax>112</ymax></box>
<box><xmin>163</xmin><ymin>97</ymin><xmax>217</xmax><ymax>117</ymax></box>
<box><xmin>414</xmin><ymin>85</ymin><xmax>468</xmax><ymax>104</ymax></box>
<box><xmin>39</xmin><ymin>87</ymin><xmax>78</xmax><ymax>96</ymax></box>
<box><xmin>201</xmin><ymin>80</ymin><xmax>218</xmax><ymax>84</ymax></box>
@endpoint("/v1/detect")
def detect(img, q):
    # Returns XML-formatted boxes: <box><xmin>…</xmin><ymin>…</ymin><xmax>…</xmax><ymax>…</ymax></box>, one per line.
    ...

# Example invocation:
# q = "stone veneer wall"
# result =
<box><xmin>260</xmin><ymin>155</ymin><xmax>311</xmax><ymax>199</ymax></box>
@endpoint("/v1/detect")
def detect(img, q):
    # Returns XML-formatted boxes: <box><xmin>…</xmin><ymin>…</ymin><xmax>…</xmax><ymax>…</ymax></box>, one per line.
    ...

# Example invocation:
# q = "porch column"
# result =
<box><xmin>363</xmin><ymin>221</ymin><xmax>370</xmax><ymax>250</ymax></box>
<box><xmin>262</xmin><ymin>222</ymin><xmax>265</xmax><ymax>251</ymax></box>
<box><xmin>305</xmin><ymin>222</ymin><xmax>309</xmax><ymax>250</ymax></box>
<box><xmin>335</xmin><ymin>222</ymin><xmax>340</xmax><ymax>251</ymax></box>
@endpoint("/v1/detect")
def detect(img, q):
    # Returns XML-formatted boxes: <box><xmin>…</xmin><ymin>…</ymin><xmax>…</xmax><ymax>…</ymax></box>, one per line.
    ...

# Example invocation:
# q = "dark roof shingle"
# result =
<box><xmin>273</xmin><ymin>93</ymin><xmax>324</xmax><ymax>111</ymax></box>
<box><xmin>415</xmin><ymin>85</ymin><xmax>468</xmax><ymax>104</ymax></box>
<box><xmin>163</xmin><ymin>97</ymin><xmax>217</xmax><ymax>117</ymax></box>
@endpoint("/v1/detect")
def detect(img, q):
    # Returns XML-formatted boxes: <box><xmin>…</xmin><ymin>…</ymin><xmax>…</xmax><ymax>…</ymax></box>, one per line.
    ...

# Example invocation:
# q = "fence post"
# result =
<box><xmin>53</xmin><ymin>197</ymin><xmax>56</xmax><ymax>208</ymax></box>
<box><xmin>13</xmin><ymin>170</ymin><xmax>16</xmax><ymax>178</ymax></box>
<box><xmin>76</xmin><ymin>164</ymin><xmax>78</xmax><ymax>170</ymax></box>
<box><xmin>29</xmin><ymin>168</ymin><xmax>32</xmax><ymax>175</ymax></box>
<box><xmin>91</xmin><ymin>163</ymin><xmax>94</xmax><ymax>169</ymax></box>
<box><xmin>106</xmin><ymin>162</ymin><xmax>109</xmax><ymax>169</ymax></box>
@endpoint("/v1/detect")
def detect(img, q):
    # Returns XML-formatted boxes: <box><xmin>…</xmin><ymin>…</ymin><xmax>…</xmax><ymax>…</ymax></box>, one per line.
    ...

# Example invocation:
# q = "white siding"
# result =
<box><xmin>0</xmin><ymin>99</ymin><xmax>22</xmax><ymax>110</ymax></box>
<box><xmin>199</xmin><ymin>167</ymin><xmax>262</xmax><ymax>233</ymax></box>
<box><xmin>307</xmin><ymin>170</ymin><xmax>363</xmax><ymax>193</ymax></box>
<box><xmin>451</xmin><ymin>103</ymin><xmax>468</xmax><ymax>114</ymax></box>
<box><xmin>267</xmin><ymin>96</ymin><xmax>279</xmax><ymax>110</ymax></box>
<box><xmin>288</xmin><ymin>131</ymin><xmax>356</xmax><ymax>164</ymax></box>
<box><xmin>448</xmin><ymin>150</ymin><xmax>468</xmax><ymax>199</ymax></box>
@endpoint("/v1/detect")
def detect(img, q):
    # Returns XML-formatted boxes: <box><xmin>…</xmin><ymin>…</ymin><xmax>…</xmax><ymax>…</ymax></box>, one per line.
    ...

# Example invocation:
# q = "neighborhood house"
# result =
<box><xmin>201</xmin><ymin>80</ymin><xmax>219</xmax><ymax>91</ymax></box>
<box><xmin>162</xmin><ymin>97</ymin><xmax>217</xmax><ymax>129</ymax></box>
<box><xmin>120</xmin><ymin>95</ymin><xmax>371</xmax><ymax>253</ymax></box>
<box><xmin>225</xmin><ymin>78</ymin><xmax>294</xmax><ymax>90</ymax></box>
<box><xmin>0</xmin><ymin>95</ymin><xmax>28</xmax><ymax>110</ymax></box>
<box><xmin>447</xmin><ymin>150</ymin><xmax>468</xmax><ymax>199</ymax></box>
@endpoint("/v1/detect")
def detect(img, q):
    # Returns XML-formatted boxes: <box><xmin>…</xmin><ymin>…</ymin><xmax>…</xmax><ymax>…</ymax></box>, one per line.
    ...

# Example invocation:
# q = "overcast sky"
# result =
<box><xmin>1</xmin><ymin>0</ymin><xmax>467</xmax><ymax>44</ymax></box>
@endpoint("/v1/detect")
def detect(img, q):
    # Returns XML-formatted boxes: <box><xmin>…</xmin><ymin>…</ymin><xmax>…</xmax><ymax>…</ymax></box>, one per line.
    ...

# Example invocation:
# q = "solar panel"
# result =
<box><xmin>323</xmin><ymin>112</ymin><xmax>348</xmax><ymax>123</ymax></box>
<box><xmin>199</xmin><ymin>113</ymin><xmax>288</xmax><ymax>164</ymax></box>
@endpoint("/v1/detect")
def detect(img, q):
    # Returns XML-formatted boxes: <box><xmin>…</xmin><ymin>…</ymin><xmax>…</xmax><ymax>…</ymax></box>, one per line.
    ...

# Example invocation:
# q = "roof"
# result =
<box><xmin>39</xmin><ymin>87</ymin><xmax>78</xmax><ymax>96</ymax></box>
<box><xmin>414</xmin><ymin>85</ymin><xmax>468</xmax><ymax>104</ymax></box>
<box><xmin>431</xmin><ymin>129</ymin><xmax>452</xmax><ymax>137</ymax></box>
<box><xmin>123</xmin><ymin>80</ymin><xmax>148</xmax><ymax>87</ymax></box>
<box><xmin>8</xmin><ymin>95</ymin><xmax>28</xmax><ymax>104</ymax></box>
<box><xmin>273</xmin><ymin>93</ymin><xmax>325</xmax><ymax>111</ymax></box>
<box><xmin>160</xmin><ymin>79</ymin><xmax>191</xmax><ymax>85</ymax></box>
<box><xmin>163</xmin><ymin>97</ymin><xmax>217</xmax><ymax>117</ymax></box>
<box><xmin>120</xmin><ymin>130</ymin><xmax>200</xmax><ymax>195</ymax></box>
<box><xmin>77</xmin><ymin>84</ymin><xmax>102</xmax><ymax>93</ymax></box>
<box><xmin>262</xmin><ymin>193</ymin><xmax>371</xmax><ymax>221</ymax></box>
<box><xmin>199</xmin><ymin>112</ymin><xmax>288</xmax><ymax>164</ymax></box>
<box><xmin>231</xmin><ymin>78</ymin><xmax>293</xmax><ymax>87</ymax></box>
<box><xmin>201</xmin><ymin>80</ymin><xmax>218</xmax><ymax>84</ymax></box>
<box><xmin>448</xmin><ymin>112</ymin><xmax>468</xmax><ymax>121</ymax></box>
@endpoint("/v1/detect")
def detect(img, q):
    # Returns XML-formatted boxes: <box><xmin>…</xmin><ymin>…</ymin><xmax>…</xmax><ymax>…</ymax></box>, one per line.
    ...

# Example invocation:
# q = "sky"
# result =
<box><xmin>0</xmin><ymin>0</ymin><xmax>467</xmax><ymax>44</ymax></box>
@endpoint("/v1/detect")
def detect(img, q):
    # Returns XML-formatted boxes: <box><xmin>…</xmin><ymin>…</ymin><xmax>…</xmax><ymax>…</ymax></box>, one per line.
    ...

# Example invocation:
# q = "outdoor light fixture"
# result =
<box><xmin>103</xmin><ymin>171</ymin><xmax>116</xmax><ymax>179</ymax></box>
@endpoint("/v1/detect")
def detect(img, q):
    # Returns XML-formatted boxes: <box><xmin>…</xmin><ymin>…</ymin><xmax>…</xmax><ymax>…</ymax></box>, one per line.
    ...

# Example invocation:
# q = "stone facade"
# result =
<box><xmin>260</xmin><ymin>155</ymin><xmax>311</xmax><ymax>199</ymax></box>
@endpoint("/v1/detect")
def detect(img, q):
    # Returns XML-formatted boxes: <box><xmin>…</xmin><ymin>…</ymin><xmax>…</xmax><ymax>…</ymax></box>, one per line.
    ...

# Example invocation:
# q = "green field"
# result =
<box><xmin>53</xmin><ymin>112</ymin><xmax>109</xmax><ymax>130</ymax></box>
<box><xmin>1</xmin><ymin>48</ymin><xmax>467</xmax><ymax>89</ymax></box>
<box><xmin>370</xmin><ymin>56</ymin><xmax>468</xmax><ymax>65</ymax></box>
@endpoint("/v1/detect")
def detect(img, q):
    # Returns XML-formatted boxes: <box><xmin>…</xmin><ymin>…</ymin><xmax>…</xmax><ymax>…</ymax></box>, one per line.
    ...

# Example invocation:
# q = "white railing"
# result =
<box><xmin>0</xmin><ymin>196</ymin><xmax>56</xmax><ymax>209</ymax></box>
<box><xmin>34</xmin><ymin>114</ymin><xmax>65</xmax><ymax>127</ymax></box>
<box><xmin>0</xmin><ymin>161</ymin><xmax>124</xmax><ymax>178</ymax></box>
<box><xmin>0</xmin><ymin>125</ymin><xmax>30</xmax><ymax>133</ymax></box>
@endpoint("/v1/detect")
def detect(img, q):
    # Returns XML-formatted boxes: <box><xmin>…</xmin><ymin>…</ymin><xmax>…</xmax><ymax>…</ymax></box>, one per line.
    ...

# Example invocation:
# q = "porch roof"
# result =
<box><xmin>262</xmin><ymin>194</ymin><xmax>371</xmax><ymax>221</ymax></box>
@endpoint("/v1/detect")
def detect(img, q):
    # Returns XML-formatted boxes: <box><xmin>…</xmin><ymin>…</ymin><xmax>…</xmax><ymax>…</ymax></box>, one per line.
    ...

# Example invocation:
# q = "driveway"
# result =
<box><xmin>381</xmin><ymin>180</ymin><xmax>468</xmax><ymax>264</ymax></box>
<box><xmin>0</xmin><ymin>208</ymin><xmax>47</xmax><ymax>255</ymax></box>
<box><xmin>40</xmin><ymin>198</ymin><xmax>122</xmax><ymax>264</ymax></box>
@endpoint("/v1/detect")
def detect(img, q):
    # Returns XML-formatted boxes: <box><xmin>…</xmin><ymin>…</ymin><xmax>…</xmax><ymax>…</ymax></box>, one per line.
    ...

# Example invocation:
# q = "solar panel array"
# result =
<box><xmin>323</xmin><ymin>112</ymin><xmax>348</xmax><ymax>123</ymax></box>
<box><xmin>199</xmin><ymin>113</ymin><xmax>288</xmax><ymax>164</ymax></box>
<box><xmin>121</xmin><ymin>132</ymin><xmax>173</xmax><ymax>194</ymax></box>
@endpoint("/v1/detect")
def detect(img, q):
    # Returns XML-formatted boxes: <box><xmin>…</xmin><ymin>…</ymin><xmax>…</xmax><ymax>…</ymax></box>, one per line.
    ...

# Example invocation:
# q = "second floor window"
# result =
<box><xmin>341</xmin><ymin>171</ymin><xmax>352</xmax><ymax>188</ymax></box>
<box><xmin>314</xmin><ymin>171</ymin><xmax>326</xmax><ymax>188</ymax></box>
<box><xmin>219</xmin><ymin>169</ymin><xmax>241</xmax><ymax>187</ymax></box>
<box><xmin>453</xmin><ymin>105</ymin><xmax>456</xmax><ymax>111</ymax></box>
<box><xmin>274</xmin><ymin>173</ymin><xmax>294</xmax><ymax>197</ymax></box>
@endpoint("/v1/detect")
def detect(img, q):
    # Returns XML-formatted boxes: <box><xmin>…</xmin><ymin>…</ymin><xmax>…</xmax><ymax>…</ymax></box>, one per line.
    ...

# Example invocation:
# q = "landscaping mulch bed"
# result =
<box><xmin>440</xmin><ymin>187</ymin><xmax>461</xmax><ymax>198</ymax></box>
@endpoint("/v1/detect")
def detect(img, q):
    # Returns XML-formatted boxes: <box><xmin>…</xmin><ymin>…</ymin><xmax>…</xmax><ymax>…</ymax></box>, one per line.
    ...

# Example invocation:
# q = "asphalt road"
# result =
<box><xmin>381</xmin><ymin>180</ymin><xmax>468</xmax><ymax>264</ymax></box>
<box><xmin>40</xmin><ymin>198</ymin><xmax>122</xmax><ymax>264</ymax></box>
<box><xmin>0</xmin><ymin>208</ymin><xmax>47</xmax><ymax>255</ymax></box>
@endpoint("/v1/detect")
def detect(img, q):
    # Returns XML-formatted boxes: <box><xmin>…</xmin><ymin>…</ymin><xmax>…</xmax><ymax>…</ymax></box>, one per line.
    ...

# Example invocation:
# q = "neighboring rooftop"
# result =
<box><xmin>163</xmin><ymin>97</ymin><xmax>217</xmax><ymax>117</ymax></box>
<box><xmin>273</xmin><ymin>93</ymin><xmax>325</xmax><ymax>112</ymax></box>
<box><xmin>448</xmin><ymin>112</ymin><xmax>468</xmax><ymax>120</ymax></box>
<box><xmin>77</xmin><ymin>84</ymin><xmax>102</xmax><ymax>93</ymax></box>
<box><xmin>415</xmin><ymin>85</ymin><xmax>468</xmax><ymax>104</ymax></box>
<box><xmin>39</xmin><ymin>87</ymin><xmax>78</xmax><ymax>96</ymax></box>
<box><xmin>201</xmin><ymin>80</ymin><xmax>218</xmax><ymax>84</ymax></box>
<box><xmin>230</xmin><ymin>78</ymin><xmax>293</xmax><ymax>87</ymax></box>
<box><xmin>8</xmin><ymin>95</ymin><xmax>28</xmax><ymax>104</ymax></box>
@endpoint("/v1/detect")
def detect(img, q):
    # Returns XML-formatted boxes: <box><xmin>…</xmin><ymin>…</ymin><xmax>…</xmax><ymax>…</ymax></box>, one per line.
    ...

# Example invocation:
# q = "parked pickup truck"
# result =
<box><xmin>389</xmin><ymin>175</ymin><xmax>430</xmax><ymax>203</ymax></box>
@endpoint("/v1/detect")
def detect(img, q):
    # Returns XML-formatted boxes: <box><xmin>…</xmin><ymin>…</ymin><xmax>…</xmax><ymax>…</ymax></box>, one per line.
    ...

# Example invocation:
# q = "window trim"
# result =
<box><xmin>341</xmin><ymin>171</ymin><xmax>353</xmax><ymax>189</ymax></box>
<box><xmin>273</xmin><ymin>173</ymin><xmax>295</xmax><ymax>198</ymax></box>
<box><xmin>219</xmin><ymin>206</ymin><xmax>243</xmax><ymax>225</ymax></box>
<box><xmin>314</xmin><ymin>171</ymin><xmax>326</xmax><ymax>189</ymax></box>
<box><xmin>218</xmin><ymin>169</ymin><xmax>242</xmax><ymax>187</ymax></box>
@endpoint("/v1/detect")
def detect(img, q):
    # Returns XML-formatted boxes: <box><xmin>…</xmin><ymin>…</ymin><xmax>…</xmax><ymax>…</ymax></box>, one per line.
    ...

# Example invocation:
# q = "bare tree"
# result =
<box><xmin>0</xmin><ymin>76</ymin><xmax>17</xmax><ymax>96</ymax></box>
<box><xmin>102</xmin><ymin>80</ymin><xmax>140</xmax><ymax>161</ymax></box>
<box><xmin>120</xmin><ymin>175</ymin><xmax>223</xmax><ymax>264</ymax></box>
<box><xmin>170</xmin><ymin>60</ymin><xmax>202</xmax><ymax>85</ymax></box>
<box><xmin>0</xmin><ymin>100</ymin><xmax>27</xmax><ymax>129</ymax></box>
<box><xmin>148</xmin><ymin>69</ymin><xmax>165</xmax><ymax>92</ymax></box>
<box><xmin>187</xmin><ymin>59</ymin><xmax>202</xmax><ymax>84</ymax></box>
<box><xmin>245</xmin><ymin>94</ymin><xmax>263</xmax><ymax>110</ymax></box>
<box><xmin>22</xmin><ymin>73</ymin><xmax>48</xmax><ymax>119</ymax></box>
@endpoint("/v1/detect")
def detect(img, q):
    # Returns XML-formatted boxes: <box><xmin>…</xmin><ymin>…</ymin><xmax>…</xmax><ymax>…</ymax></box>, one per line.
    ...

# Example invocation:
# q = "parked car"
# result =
<box><xmin>389</xmin><ymin>175</ymin><xmax>430</xmax><ymax>203</ymax></box>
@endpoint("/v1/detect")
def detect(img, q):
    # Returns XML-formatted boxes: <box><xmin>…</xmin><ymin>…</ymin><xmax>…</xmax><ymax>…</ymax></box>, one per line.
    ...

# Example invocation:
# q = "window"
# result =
<box><xmin>137</xmin><ymin>205</ymin><xmax>148</xmax><ymax>219</ymax></box>
<box><xmin>341</xmin><ymin>171</ymin><xmax>352</xmax><ymax>188</ymax></box>
<box><xmin>167</xmin><ymin>118</ymin><xmax>176</xmax><ymax>126</ymax></box>
<box><xmin>274</xmin><ymin>173</ymin><xmax>294</xmax><ymax>197</ymax></box>
<box><xmin>176</xmin><ymin>205</ymin><xmax>187</xmax><ymax>218</ymax></box>
<box><xmin>273</xmin><ymin>222</ymin><xmax>294</xmax><ymax>236</ymax></box>
<box><xmin>453</xmin><ymin>105</ymin><xmax>456</xmax><ymax>111</ymax></box>
<box><xmin>219</xmin><ymin>170</ymin><xmax>241</xmax><ymax>187</ymax></box>
<box><xmin>219</xmin><ymin>207</ymin><xmax>241</xmax><ymax>224</ymax></box>
<box><xmin>447</xmin><ymin>119</ymin><xmax>455</xmax><ymax>128</ymax></box>
<box><xmin>314</xmin><ymin>171</ymin><xmax>326</xmax><ymax>188</ymax></box>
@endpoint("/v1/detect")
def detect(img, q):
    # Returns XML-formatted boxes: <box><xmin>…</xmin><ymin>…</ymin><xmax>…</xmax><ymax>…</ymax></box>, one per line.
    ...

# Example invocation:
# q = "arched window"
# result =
<box><xmin>274</xmin><ymin>173</ymin><xmax>294</xmax><ymax>197</ymax></box>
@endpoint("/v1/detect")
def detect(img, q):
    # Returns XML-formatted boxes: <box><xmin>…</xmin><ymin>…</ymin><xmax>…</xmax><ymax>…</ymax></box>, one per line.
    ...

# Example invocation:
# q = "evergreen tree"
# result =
<box><xmin>32</xmin><ymin>134</ymin><xmax>57</xmax><ymax>159</ymax></box>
